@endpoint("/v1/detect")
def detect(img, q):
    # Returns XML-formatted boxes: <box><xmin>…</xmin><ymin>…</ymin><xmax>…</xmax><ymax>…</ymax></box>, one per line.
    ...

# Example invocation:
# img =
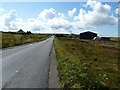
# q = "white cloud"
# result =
<box><xmin>116</xmin><ymin>7</ymin><xmax>120</xmax><ymax>16</ymax></box>
<box><xmin>47</xmin><ymin>17</ymin><xmax>71</xmax><ymax>30</ymax></box>
<box><xmin>58</xmin><ymin>12</ymin><xmax>65</xmax><ymax>18</ymax></box>
<box><xmin>0</xmin><ymin>8</ymin><xmax>5</xmax><ymax>16</ymax></box>
<box><xmin>26</xmin><ymin>19</ymin><xmax>47</xmax><ymax>32</ymax></box>
<box><xmin>74</xmin><ymin>0</ymin><xmax>117</xmax><ymax>29</ymax></box>
<box><xmin>0</xmin><ymin>9</ymin><xmax>18</xmax><ymax>31</ymax></box>
<box><xmin>4</xmin><ymin>10</ymin><xmax>17</xmax><ymax>28</ymax></box>
<box><xmin>38</xmin><ymin>8</ymin><xmax>56</xmax><ymax>20</ymax></box>
<box><xmin>27</xmin><ymin>8</ymin><xmax>71</xmax><ymax>33</ymax></box>
<box><xmin>68</xmin><ymin>8</ymin><xmax>76</xmax><ymax>17</ymax></box>
<box><xmin>115</xmin><ymin>8</ymin><xmax>118</xmax><ymax>14</ymax></box>
<box><xmin>0</xmin><ymin>0</ymin><xmax>118</xmax><ymax>34</ymax></box>
<box><xmin>87</xmin><ymin>0</ymin><xmax>111</xmax><ymax>14</ymax></box>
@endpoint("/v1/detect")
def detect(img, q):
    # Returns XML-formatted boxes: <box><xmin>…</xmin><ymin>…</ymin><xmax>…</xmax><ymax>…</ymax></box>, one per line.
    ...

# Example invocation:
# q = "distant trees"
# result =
<box><xmin>55</xmin><ymin>34</ymin><xmax>79</xmax><ymax>39</ymax></box>
<box><xmin>2</xmin><ymin>29</ymin><xmax>32</xmax><ymax>35</ymax></box>
<box><xmin>26</xmin><ymin>31</ymin><xmax>32</xmax><ymax>35</ymax></box>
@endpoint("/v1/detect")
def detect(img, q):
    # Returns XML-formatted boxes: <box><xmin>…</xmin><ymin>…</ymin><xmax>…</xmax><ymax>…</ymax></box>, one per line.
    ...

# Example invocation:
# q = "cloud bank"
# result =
<box><xmin>0</xmin><ymin>0</ymin><xmax>118</xmax><ymax>34</ymax></box>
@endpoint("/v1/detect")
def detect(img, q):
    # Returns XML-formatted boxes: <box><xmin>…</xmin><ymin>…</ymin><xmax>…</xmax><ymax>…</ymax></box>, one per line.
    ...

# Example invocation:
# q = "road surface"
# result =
<box><xmin>2</xmin><ymin>36</ymin><xmax>54</xmax><ymax>88</ymax></box>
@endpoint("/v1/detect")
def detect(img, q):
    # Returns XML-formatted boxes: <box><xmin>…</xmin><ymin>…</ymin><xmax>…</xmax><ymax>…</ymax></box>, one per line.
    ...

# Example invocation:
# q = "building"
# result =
<box><xmin>93</xmin><ymin>36</ymin><xmax>110</xmax><ymax>41</ymax></box>
<box><xmin>80</xmin><ymin>31</ymin><xmax>97</xmax><ymax>40</ymax></box>
<box><xmin>101</xmin><ymin>37</ymin><xmax>110</xmax><ymax>41</ymax></box>
<box><xmin>93</xmin><ymin>36</ymin><xmax>101</xmax><ymax>40</ymax></box>
<box><xmin>17</xmin><ymin>29</ymin><xmax>25</xmax><ymax>34</ymax></box>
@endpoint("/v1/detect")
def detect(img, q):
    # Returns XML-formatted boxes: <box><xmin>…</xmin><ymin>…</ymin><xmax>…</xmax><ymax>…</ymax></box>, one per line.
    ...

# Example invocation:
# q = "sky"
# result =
<box><xmin>0</xmin><ymin>0</ymin><xmax>119</xmax><ymax>37</ymax></box>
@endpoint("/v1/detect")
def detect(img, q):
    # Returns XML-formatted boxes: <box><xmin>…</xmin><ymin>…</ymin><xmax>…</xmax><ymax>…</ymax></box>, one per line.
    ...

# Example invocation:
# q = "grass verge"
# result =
<box><xmin>1</xmin><ymin>32</ymin><xmax>51</xmax><ymax>49</ymax></box>
<box><xmin>54</xmin><ymin>37</ymin><xmax>119</xmax><ymax>89</ymax></box>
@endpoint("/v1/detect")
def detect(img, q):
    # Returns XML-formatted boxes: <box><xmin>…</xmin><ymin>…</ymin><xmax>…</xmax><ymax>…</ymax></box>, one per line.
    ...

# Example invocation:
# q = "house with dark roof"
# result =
<box><xmin>80</xmin><ymin>31</ymin><xmax>97</xmax><ymax>40</ymax></box>
<box><xmin>17</xmin><ymin>29</ymin><xmax>25</xmax><ymax>34</ymax></box>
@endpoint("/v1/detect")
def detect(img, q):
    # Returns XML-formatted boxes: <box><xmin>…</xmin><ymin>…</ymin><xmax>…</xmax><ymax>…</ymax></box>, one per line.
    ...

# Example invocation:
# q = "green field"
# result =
<box><xmin>1</xmin><ymin>32</ymin><xmax>51</xmax><ymax>48</ymax></box>
<box><xmin>1</xmin><ymin>32</ymin><xmax>119</xmax><ymax>89</ymax></box>
<box><xmin>54</xmin><ymin>37</ymin><xmax>119</xmax><ymax>89</ymax></box>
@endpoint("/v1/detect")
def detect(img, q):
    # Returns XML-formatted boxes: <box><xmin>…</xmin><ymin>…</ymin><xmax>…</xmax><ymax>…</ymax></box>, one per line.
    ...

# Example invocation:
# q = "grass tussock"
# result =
<box><xmin>54</xmin><ymin>37</ymin><xmax>119</xmax><ymax>89</ymax></box>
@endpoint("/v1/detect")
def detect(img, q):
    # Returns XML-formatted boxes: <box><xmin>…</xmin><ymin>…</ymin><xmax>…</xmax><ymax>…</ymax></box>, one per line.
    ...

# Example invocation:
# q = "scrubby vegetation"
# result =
<box><xmin>54</xmin><ymin>37</ymin><xmax>119</xmax><ymax>89</ymax></box>
<box><xmin>1</xmin><ymin>32</ymin><xmax>51</xmax><ymax>48</ymax></box>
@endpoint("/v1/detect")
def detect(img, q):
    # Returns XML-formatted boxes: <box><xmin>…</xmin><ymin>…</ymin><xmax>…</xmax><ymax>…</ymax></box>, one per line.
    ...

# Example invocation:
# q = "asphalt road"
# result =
<box><xmin>2</xmin><ymin>36</ymin><xmax>54</xmax><ymax>88</ymax></box>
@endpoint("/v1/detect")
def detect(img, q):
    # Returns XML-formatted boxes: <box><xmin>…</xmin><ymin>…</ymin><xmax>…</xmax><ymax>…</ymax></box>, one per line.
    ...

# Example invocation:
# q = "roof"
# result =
<box><xmin>80</xmin><ymin>31</ymin><xmax>97</xmax><ymax>34</ymax></box>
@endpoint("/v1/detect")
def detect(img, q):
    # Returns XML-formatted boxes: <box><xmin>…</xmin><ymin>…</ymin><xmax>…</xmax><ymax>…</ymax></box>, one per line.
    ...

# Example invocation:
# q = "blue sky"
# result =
<box><xmin>2</xmin><ymin>2</ymin><xmax>118</xmax><ymax>19</ymax></box>
<box><xmin>0</xmin><ymin>0</ymin><xmax>119</xmax><ymax>37</ymax></box>
<box><xmin>2</xmin><ymin>2</ymin><xmax>86</xmax><ymax>19</ymax></box>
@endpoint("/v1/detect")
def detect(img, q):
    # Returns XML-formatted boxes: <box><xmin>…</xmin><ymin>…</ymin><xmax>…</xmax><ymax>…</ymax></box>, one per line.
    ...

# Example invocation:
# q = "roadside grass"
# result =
<box><xmin>54</xmin><ymin>37</ymin><xmax>119</xmax><ymax>89</ymax></box>
<box><xmin>1</xmin><ymin>33</ymin><xmax>51</xmax><ymax>48</ymax></box>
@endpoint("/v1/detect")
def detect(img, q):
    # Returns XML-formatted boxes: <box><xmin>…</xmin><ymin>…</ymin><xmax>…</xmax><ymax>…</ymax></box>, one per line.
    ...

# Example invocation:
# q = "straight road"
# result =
<box><xmin>2</xmin><ymin>36</ymin><xmax>54</xmax><ymax>88</ymax></box>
